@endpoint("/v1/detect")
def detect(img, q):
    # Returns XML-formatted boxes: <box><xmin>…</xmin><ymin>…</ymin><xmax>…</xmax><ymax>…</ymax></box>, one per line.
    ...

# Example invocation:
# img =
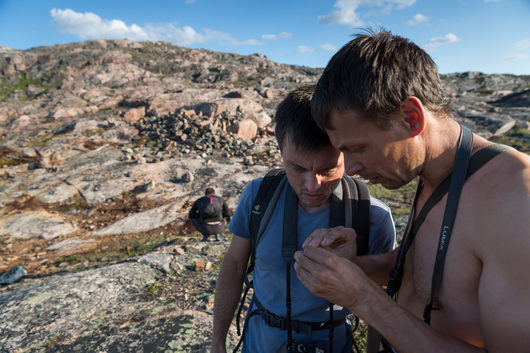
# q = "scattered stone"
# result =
<box><xmin>173</xmin><ymin>247</ymin><xmax>186</xmax><ymax>255</ymax></box>
<box><xmin>194</xmin><ymin>260</ymin><xmax>205</xmax><ymax>272</ymax></box>
<box><xmin>123</xmin><ymin>106</ymin><xmax>146</xmax><ymax>123</ymax></box>
<box><xmin>182</xmin><ymin>171</ymin><xmax>194</xmax><ymax>183</ymax></box>
<box><xmin>228</xmin><ymin>118</ymin><xmax>258</xmax><ymax>140</ymax></box>
<box><xmin>132</xmin><ymin>180</ymin><xmax>156</xmax><ymax>193</ymax></box>
<box><xmin>0</xmin><ymin>265</ymin><xmax>27</xmax><ymax>284</ymax></box>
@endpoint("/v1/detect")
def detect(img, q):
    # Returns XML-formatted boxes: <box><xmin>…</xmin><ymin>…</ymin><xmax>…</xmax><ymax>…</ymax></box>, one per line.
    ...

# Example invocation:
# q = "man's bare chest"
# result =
<box><xmin>397</xmin><ymin>203</ymin><xmax>483</xmax><ymax>337</ymax></box>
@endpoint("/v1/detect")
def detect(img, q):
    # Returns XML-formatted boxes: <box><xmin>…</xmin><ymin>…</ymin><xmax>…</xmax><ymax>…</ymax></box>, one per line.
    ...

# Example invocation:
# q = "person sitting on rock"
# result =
<box><xmin>210</xmin><ymin>85</ymin><xmax>396</xmax><ymax>353</ymax></box>
<box><xmin>189</xmin><ymin>188</ymin><xmax>231</xmax><ymax>242</ymax></box>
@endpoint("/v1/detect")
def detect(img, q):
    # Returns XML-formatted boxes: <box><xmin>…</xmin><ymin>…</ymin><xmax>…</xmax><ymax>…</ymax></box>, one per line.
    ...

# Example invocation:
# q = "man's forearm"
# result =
<box><xmin>356</xmin><ymin>249</ymin><xmax>397</xmax><ymax>286</ymax></box>
<box><xmin>211</xmin><ymin>259</ymin><xmax>247</xmax><ymax>351</ymax></box>
<box><xmin>354</xmin><ymin>284</ymin><xmax>486</xmax><ymax>353</ymax></box>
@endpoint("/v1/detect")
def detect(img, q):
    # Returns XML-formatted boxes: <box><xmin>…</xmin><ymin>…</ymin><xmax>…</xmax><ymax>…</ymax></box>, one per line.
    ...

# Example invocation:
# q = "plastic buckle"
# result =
<box><xmin>267</xmin><ymin>312</ymin><xmax>285</xmax><ymax>330</ymax></box>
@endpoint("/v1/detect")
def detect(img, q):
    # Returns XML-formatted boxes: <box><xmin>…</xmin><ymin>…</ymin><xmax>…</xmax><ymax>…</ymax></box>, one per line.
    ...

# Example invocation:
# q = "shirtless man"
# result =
<box><xmin>293</xmin><ymin>30</ymin><xmax>530</xmax><ymax>353</ymax></box>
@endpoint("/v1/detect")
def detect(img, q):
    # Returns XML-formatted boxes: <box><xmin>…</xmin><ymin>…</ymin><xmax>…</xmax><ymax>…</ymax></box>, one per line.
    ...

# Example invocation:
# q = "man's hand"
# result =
<box><xmin>294</xmin><ymin>246</ymin><xmax>374</xmax><ymax>311</ymax></box>
<box><xmin>303</xmin><ymin>226</ymin><xmax>357</xmax><ymax>262</ymax></box>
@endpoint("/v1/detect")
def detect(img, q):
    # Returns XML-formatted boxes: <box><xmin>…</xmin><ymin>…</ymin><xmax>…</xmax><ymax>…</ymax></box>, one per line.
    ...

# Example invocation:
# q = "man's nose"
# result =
<box><xmin>305</xmin><ymin>173</ymin><xmax>322</xmax><ymax>192</ymax></box>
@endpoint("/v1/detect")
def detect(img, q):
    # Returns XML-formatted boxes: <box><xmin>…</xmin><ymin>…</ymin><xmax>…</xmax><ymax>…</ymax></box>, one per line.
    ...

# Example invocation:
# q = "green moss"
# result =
<box><xmin>232</xmin><ymin>78</ymin><xmax>260</xmax><ymax>88</ymax></box>
<box><xmin>145</xmin><ymin>282</ymin><xmax>166</xmax><ymax>297</ymax></box>
<box><xmin>367</xmin><ymin>180</ymin><xmax>417</xmax><ymax>204</ymax></box>
<box><xmin>0</xmin><ymin>70</ymin><xmax>58</xmax><ymax>102</ymax></box>
<box><xmin>352</xmin><ymin>320</ymin><xmax>368</xmax><ymax>353</ymax></box>
<box><xmin>59</xmin><ymin>200</ymin><xmax>90</xmax><ymax>213</ymax></box>
<box><xmin>490</xmin><ymin>128</ymin><xmax>530</xmax><ymax>154</ymax></box>
<box><xmin>0</xmin><ymin>158</ymin><xmax>23</xmax><ymax>167</ymax></box>
<box><xmin>62</xmin><ymin>232</ymin><xmax>173</xmax><ymax>270</ymax></box>
<box><xmin>56</xmin><ymin>255</ymin><xmax>79</xmax><ymax>264</ymax></box>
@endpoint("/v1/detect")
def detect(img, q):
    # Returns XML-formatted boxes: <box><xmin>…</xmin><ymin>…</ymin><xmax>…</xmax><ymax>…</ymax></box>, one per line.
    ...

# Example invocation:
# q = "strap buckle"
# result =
<box><xmin>263</xmin><ymin>311</ymin><xmax>287</xmax><ymax>330</ymax></box>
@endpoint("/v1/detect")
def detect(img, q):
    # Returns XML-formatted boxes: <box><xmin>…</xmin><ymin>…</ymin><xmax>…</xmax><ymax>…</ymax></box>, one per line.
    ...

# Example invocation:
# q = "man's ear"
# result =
<box><xmin>399</xmin><ymin>97</ymin><xmax>425</xmax><ymax>136</ymax></box>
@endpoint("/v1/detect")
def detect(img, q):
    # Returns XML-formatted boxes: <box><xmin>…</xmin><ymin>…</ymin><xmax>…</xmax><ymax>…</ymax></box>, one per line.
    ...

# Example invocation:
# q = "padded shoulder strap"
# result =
<box><xmin>249</xmin><ymin>168</ymin><xmax>287</xmax><ymax>265</ymax></box>
<box><xmin>466</xmin><ymin>143</ymin><xmax>513</xmax><ymax>177</ymax></box>
<box><xmin>343</xmin><ymin>176</ymin><xmax>371</xmax><ymax>255</ymax></box>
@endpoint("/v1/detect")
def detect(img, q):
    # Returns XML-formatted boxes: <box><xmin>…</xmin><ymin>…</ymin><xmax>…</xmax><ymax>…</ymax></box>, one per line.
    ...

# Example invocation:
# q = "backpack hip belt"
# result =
<box><xmin>250</xmin><ymin>294</ymin><xmax>347</xmax><ymax>335</ymax></box>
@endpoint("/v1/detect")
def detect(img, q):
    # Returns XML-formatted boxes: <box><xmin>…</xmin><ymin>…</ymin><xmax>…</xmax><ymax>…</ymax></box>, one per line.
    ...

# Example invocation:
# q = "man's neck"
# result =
<box><xmin>299</xmin><ymin>199</ymin><xmax>331</xmax><ymax>213</ymax></box>
<box><xmin>418</xmin><ymin>118</ymin><xmax>463</xmax><ymax>194</ymax></box>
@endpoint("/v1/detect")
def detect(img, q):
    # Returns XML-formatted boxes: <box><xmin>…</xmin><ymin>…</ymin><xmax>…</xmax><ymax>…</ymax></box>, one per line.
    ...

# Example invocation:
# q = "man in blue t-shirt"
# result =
<box><xmin>211</xmin><ymin>86</ymin><xmax>396</xmax><ymax>353</ymax></box>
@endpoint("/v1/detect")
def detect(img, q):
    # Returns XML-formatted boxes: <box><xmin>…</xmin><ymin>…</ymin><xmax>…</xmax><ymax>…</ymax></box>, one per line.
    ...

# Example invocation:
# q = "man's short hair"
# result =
<box><xmin>275</xmin><ymin>85</ymin><xmax>332</xmax><ymax>152</ymax></box>
<box><xmin>205</xmin><ymin>188</ymin><xmax>215</xmax><ymax>196</ymax></box>
<box><xmin>312</xmin><ymin>29</ymin><xmax>451</xmax><ymax>130</ymax></box>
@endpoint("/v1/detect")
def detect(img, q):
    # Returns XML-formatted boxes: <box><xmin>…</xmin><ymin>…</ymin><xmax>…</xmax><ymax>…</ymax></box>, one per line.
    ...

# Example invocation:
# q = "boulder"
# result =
<box><xmin>0</xmin><ymin>265</ymin><xmax>27</xmax><ymax>285</ymax></box>
<box><xmin>228</xmin><ymin>118</ymin><xmax>258</xmax><ymax>140</ymax></box>
<box><xmin>123</xmin><ymin>106</ymin><xmax>146</xmax><ymax>123</ymax></box>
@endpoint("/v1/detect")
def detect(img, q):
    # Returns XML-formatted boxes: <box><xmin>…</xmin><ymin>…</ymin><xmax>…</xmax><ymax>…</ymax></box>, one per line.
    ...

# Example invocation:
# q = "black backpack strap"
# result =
<box><xmin>466</xmin><ymin>143</ymin><xmax>513</xmax><ymax>178</ymax></box>
<box><xmin>249</xmin><ymin>168</ymin><xmax>287</xmax><ymax>267</ymax></box>
<box><xmin>342</xmin><ymin>176</ymin><xmax>371</xmax><ymax>255</ymax></box>
<box><xmin>235</xmin><ymin>168</ymin><xmax>286</xmax><ymax>347</ymax></box>
<box><xmin>282</xmin><ymin>183</ymin><xmax>298</xmax><ymax>345</ymax></box>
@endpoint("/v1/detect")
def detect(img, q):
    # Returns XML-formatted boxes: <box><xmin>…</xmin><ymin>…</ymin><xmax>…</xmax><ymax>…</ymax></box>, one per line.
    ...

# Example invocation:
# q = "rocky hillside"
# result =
<box><xmin>0</xmin><ymin>40</ymin><xmax>529</xmax><ymax>352</ymax></box>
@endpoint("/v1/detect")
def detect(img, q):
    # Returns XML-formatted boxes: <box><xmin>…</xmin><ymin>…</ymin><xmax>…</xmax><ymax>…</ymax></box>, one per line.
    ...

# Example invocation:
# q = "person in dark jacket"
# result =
<box><xmin>189</xmin><ymin>188</ymin><xmax>231</xmax><ymax>241</ymax></box>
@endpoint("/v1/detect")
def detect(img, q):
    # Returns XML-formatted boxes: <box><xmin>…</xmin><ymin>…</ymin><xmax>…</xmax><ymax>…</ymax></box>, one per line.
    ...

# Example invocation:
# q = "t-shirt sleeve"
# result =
<box><xmin>367</xmin><ymin>196</ymin><xmax>396</xmax><ymax>254</ymax></box>
<box><xmin>228</xmin><ymin>178</ymin><xmax>262</xmax><ymax>239</ymax></box>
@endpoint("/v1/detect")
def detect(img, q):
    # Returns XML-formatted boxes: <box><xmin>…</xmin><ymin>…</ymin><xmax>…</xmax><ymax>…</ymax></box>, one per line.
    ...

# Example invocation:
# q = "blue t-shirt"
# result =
<box><xmin>229</xmin><ymin>178</ymin><xmax>396</xmax><ymax>353</ymax></box>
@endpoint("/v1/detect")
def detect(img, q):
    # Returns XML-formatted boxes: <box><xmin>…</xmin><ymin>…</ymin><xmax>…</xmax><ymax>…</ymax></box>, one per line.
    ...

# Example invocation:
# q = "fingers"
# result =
<box><xmin>302</xmin><ymin>228</ymin><xmax>328</xmax><ymax>248</ymax></box>
<box><xmin>323</xmin><ymin>226</ymin><xmax>357</xmax><ymax>248</ymax></box>
<box><xmin>296</xmin><ymin>245</ymin><xmax>336</xmax><ymax>266</ymax></box>
<box><xmin>303</xmin><ymin>226</ymin><xmax>357</xmax><ymax>249</ymax></box>
<box><xmin>294</xmin><ymin>248</ymin><xmax>364</xmax><ymax>308</ymax></box>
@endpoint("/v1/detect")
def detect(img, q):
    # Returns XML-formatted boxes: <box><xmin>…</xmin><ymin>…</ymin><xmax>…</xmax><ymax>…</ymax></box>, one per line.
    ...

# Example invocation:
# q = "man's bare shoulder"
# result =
<box><xmin>469</xmin><ymin>147</ymin><xmax>530</xmax><ymax>195</ymax></box>
<box><xmin>465</xmin><ymin>147</ymin><xmax>530</xmax><ymax>253</ymax></box>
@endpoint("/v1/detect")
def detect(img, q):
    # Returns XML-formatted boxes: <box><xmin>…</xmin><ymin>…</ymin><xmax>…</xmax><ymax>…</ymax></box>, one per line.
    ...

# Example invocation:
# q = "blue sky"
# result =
<box><xmin>0</xmin><ymin>0</ymin><xmax>529</xmax><ymax>75</ymax></box>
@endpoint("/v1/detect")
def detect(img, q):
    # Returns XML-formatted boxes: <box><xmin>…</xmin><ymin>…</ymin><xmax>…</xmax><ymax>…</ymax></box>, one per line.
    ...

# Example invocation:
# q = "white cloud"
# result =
<box><xmin>261</xmin><ymin>32</ymin><xmax>292</xmax><ymax>40</ymax></box>
<box><xmin>424</xmin><ymin>33</ymin><xmax>459</xmax><ymax>51</ymax></box>
<box><xmin>504</xmin><ymin>38</ymin><xmax>530</xmax><ymax>61</ymax></box>
<box><xmin>318</xmin><ymin>0</ymin><xmax>415</xmax><ymax>27</ymax></box>
<box><xmin>50</xmin><ymin>8</ymin><xmax>258</xmax><ymax>47</ymax></box>
<box><xmin>262</xmin><ymin>34</ymin><xmax>277</xmax><ymax>40</ymax></box>
<box><xmin>320</xmin><ymin>44</ymin><xmax>338</xmax><ymax>51</ymax></box>
<box><xmin>51</xmin><ymin>8</ymin><xmax>150</xmax><ymax>41</ymax></box>
<box><xmin>160</xmin><ymin>24</ymin><xmax>204</xmax><ymax>46</ymax></box>
<box><xmin>407</xmin><ymin>13</ymin><xmax>428</xmax><ymax>26</ymax></box>
<box><xmin>241</xmin><ymin>39</ymin><xmax>261</xmax><ymax>45</ymax></box>
<box><xmin>504</xmin><ymin>53</ymin><xmax>528</xmax><ymax>61</ymax></box>
<box><xmin>298</xmin><ymin>44</ymin><xmax>338</xmax><ymax>53</ymax></box>
<box><xmin>515</xmin><ymin>38</ymin><xmax>530</xmax><ymax>51</ymax></box>
<box><xmin>298</xmin><ymin>45</ymin><xmax>315</xmax><ymax>53</ymax></box>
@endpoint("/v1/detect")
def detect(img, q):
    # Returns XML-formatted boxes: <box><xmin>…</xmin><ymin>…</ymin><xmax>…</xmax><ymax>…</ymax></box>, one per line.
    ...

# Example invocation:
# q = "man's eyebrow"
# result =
<box><xmin>338</xmin><ymin>144</ymin><xmax>363</xmax><ymax>152</ymax></box>
<box><xmin>284</xmin><ymin>160</ymin><xmax>305</xmax><ymax>169</ymax></box>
